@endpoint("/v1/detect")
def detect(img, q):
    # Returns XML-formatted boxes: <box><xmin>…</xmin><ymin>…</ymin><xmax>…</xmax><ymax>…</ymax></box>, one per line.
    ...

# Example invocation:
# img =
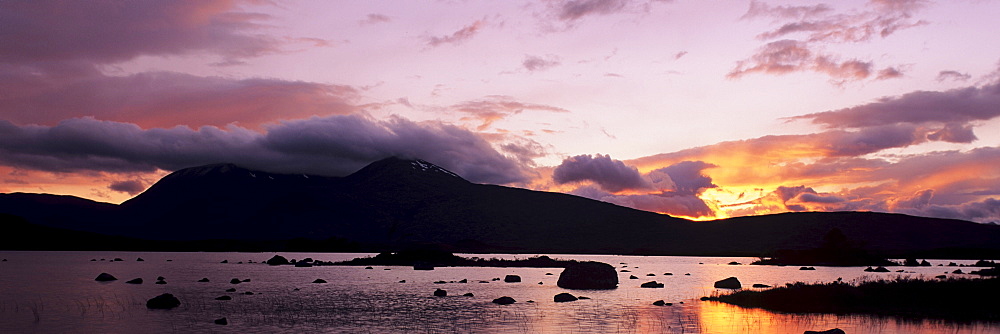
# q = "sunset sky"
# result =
<box><xmin>2</xmin><ymin>0</ymin><xmax>999</xmax><ymax>223</ymax></box>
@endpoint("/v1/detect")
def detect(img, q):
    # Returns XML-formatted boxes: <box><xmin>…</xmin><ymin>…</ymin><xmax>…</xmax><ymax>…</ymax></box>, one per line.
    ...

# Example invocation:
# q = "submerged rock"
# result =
<box><xmin>557</xmin><ymin>261</ymin><xmax>618</xmax><ymax>290</ymax></box>
<box><xmin>146</xmin><ymin>293</ymin><xmax>181</xmax><ymax>309</ymax></box>
<box><xmin>714</xmin><ymin>277</ymin><xmax>741</xmax><ymax>289</ymax></box>
<box><xmin>95</xmin><ymin>273</ymin><xmax>117</xmax><ymax>281</ymax></box>
<box><xmin>554</xmin><ymin>293</ymin><xmax>578</xmax><ymax>302</ymax></box>
<box><xmin>492</xmin><ymin>296</ymin><xmax>516</xmax><ymax>305</ymax></box>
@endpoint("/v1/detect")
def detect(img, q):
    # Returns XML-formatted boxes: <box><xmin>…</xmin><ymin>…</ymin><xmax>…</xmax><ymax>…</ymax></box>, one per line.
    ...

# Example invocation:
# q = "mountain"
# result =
<box><xmin>2</xmin><ymin>157</ymin><xmax>999</xmax><ymax>257</ymax></box>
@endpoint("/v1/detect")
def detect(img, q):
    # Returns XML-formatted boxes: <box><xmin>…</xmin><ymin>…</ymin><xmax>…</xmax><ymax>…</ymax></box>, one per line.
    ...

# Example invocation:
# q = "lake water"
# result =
<box><xmin>0</xmin><ymin>251</ymin><xmax>996</xmax><ymax>333</ymax></box>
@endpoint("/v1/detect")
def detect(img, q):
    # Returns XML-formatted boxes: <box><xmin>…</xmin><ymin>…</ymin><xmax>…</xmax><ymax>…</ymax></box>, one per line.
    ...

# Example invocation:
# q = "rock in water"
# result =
<box><xmin>230</xmin><ymin>278</ymin><xmax>242</xmax><ymax>284</ymax></box>
<box><xmin>265</xmin><ymin>255</ymin><xmax>289</xmax><ymax>266</ymax></box>
<box><xmin>652</xmin><ymin>300</ymin><xmax>666</xmax><ymax>306</ymax></box>
<box><xmin>146</xmin><ymin>293</ymin><xmax>181</xmax><ymax>309</ymax></box>
<box><xmin>198</xmin><ymin>278</ymin><xmax>210</xmax><ymax>282</ymax></box>
<box><xmin>214</xmin><ymin>317</ymin><xmax>228</xmax><ymax>325</ymax></box>
<box><xmin>95</xmin><ymin>273</ymin><xmax>117</xmax><ymax>281</ymax></box>
<box><xmin>215</xmin><ymin>296</ymin><xmax>232</xmax><ymax>300</ymax></box>
<box><xmin>492</xmin><ymin>296</ymin><xmax>516</xmax><ymax>305</ymax></box>
<box><xmin>804</xmin><ymin>329</ymin><xmax>846</xmax><ymax>334</ymax></box>
<box><xmin>504</xmin><ymin>275</ymin><xmax>521</xmax><ymax>283</ymax></box>
<box><xmin>434</xmin><ymin>289</ymin><xmax>447</xmax><ymax>297</ymax></box>
<box><xmin>553</xmin><ymin>293</ymin><xmax>578</xmax><ymax>303</ymax></box>
<box><xmin>312</xmin><ymin>279</ymin><xmax>327</xmax><ymax>284</ymax></box>
<box><xmin>126</xmin><ymin>278</ymin><xmax>143</xmax><ymax>284</ymax></box>
<box><xmin>640</xmin><ymin>281</ymin><xmax>664</xmax><ymax>288</ymax></box>
<box><xmin>714</xmin><ymin>277</ymin><xmax>741</xmax><ymax>289</ymax></box>
<box><xmin>557</xmin><ymin>261</ymin><xmax>618</xmax><ymax>290</ymax></box>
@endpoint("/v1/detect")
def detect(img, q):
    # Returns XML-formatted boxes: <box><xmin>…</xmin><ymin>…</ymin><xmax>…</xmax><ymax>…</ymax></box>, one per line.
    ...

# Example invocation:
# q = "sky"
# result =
<box><xmin>1</xmin><ymin>0</ymin><xmax>999</xmax><ymax>223</ymax></box>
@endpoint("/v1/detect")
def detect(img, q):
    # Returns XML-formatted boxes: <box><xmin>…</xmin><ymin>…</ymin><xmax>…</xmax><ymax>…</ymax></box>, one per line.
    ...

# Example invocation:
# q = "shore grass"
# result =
<box><xmin>704</xmin><ymin>276</ymin><xmax>1000</xmax><ymax>321</ymax></box>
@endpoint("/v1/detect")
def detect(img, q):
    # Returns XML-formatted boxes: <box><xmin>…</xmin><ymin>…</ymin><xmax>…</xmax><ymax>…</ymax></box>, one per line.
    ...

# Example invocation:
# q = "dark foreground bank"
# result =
<box><xmin>704</xmin><ymin>276</ymin><xmax>1000</xmax><ymax>321</ymax></box>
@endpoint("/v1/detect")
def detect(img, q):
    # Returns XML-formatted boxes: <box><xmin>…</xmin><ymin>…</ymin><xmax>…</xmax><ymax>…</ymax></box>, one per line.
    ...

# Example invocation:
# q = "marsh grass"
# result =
<box><xmin>705</xmin><ymin>276</ymin><xmax>1000</xmax><ymax>321</ymax></box>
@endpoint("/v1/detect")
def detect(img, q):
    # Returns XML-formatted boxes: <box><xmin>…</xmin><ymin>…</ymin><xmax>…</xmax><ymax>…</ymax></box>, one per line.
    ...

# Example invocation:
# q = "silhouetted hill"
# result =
<box><xmin>1</xmin><ymin>157</ymin><xmax>998</xmax><ymax>257</ymax></box>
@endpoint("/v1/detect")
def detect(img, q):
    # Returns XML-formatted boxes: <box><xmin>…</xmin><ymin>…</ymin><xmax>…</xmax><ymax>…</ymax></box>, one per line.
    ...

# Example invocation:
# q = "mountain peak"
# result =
<box><xmin>347</xmin><ymin>157</ymin><xmax>468</xmax><ymax>184</ymax></box>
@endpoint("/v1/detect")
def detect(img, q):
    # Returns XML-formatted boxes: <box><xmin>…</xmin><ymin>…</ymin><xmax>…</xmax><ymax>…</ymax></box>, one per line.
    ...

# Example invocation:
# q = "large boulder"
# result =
<box><xmin>265</xmin><ymin>255</ymin><xmax>289</xmax><ymax>266</ymax></box>
<box><xmin>434</xmin><ymin>289</ymin><xmax>447</xmax><ymax>297</ymax></box>
<box><xmin>557</xmin><ymin>261</ymin><xmax>618</xmax><ymax>290</ymax></box>
<box><xmin>640</xmin><ymin>281</ymin><xmax>664</xmax><ymax>288</ymax></box>
<box><xmin>95</xmin><ymin>273</ymin><xmax>117</xmax><ymax>281</ymax></box>
<box><xmin>714</xmin><ymin>277</ymin><xmax>741</xmax><ymax>289</ymax></box>
<box><xmin>146</xmin><ymin>293</ymin><xmax>181</xmax><ymax>309</ymax></box>
<box><xmin>504</xmin><ymin>275</ymin><xmax>521</xmax><ymax>283</ymax></box>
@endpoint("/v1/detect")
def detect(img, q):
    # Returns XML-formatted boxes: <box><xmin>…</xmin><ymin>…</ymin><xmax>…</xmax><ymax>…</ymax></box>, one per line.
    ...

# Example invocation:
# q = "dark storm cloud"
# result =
<box><xmin>0</xmin><ymin>115</ymin><xmax>532</xmax><ymax>185</ymax></box>
<box><xmin>553</xmin><ymin>154</ymin><xmax>650</xmax><ymax>192</ymax></box>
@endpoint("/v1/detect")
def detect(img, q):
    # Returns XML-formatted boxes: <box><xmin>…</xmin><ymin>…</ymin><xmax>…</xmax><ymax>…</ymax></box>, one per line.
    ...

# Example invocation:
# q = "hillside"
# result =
<box><xmin>1</xmin><ymin>157</ymin><xmax>998</xmax><ymax>257</ymax></box>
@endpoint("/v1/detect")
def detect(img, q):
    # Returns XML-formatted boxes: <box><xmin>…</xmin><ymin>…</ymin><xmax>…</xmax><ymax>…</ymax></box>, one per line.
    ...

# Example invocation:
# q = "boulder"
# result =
<box><xmin>214</xmin><ymin>317</ymin><xmax>228</xmax><ymax>325</ymax></box>
<box><xmin>220</xmin><ymin>260</ymin><xmax>228</xmax><ymax>263</ymax></box>
<box><xmin>146</xmin><ymin>293</ymin><xmax>181</xmax><ymax>309</ymax></box>
<box><xmin>804</xmin><ymin>329</ymin><xmax>845</xmax><ymax>334</ymax></box>
<box><xmin>458</xmin><ymin>279</ymin><xmax>468</xmax><ymax>283</ymax></box>
<box><xmin>265</xmin><ymin>255</ymin><xmax>289</xmax><ymax>266</ymax></box>
<box><xmin>225</xmin><ymin>288</ymin><xmax>237</xmax><ymax>292</ymax></box>
<box><xmin>652</xmin><ymin>300</ymin><xmax>666</xmax><ymax>306</ymax></box>
<box><xmin>215</xmin><ymin>296</ymin><xmax>232</xmax><ymax>300</ymax></box>
<box><xmin>646</xmin><ymin>273</ymin><xmax>656</xmax><ymax>276</ymax></box>
<box><xmin>557</xmin><ymin>261</ymin><xmax>618</xmax><ymax>290</ymax></box>
<box><xmin>664</xmin><ymin>273</ymin><xmax>673</xmax><ymax>275</ymax></box>
<box><xmin>434</xmin><ymin>289</ymin><xmax>447</xmax><ymax>297</ymax></box>
<box><xmin>952</xmin><ymin>269</ymin><xmax>964</xmax><ymax>274</ymax></box>
<box><xmin>95</xmin><ymin>273</ymin><xmax>117</xmax><ymax>281</ymax></box>
<box><xmin>230</xmin><ymin>278</ymin><xmax>242</xmax><ymax>284</ymax></box>
<box><xmin>504</xmin><ymin>275</ymin><xmax>521</xmax><ymax>283</ymax></box>
<box><xmin>728</xmin><ymin>261</ymin><xmax>741</xmax><ymax>265</ymax></box>
<box><xmin>312</xmin><ymin>279</ymin><xmax>327</xmax><ymax>283</ymax></box>
<box><xmin>364</xmin><ymin>266</ymin><xmax>373</xmax><ymax>269</ymax></box>
<box><xmin>157</xmin><ymin>276</ymin><xmax>165</xmax><ymax>281</ymax></box>
<box><xmin>126</xmin><ymin>278</ymin><xmax>143</xmax><ymax>284</ymax></box>
<box><xmin>136</xmin><ymin>258</ymin><xmax>144</xmax><ymax>262</ymax></box>
<box><xmin>553</xmin><ymin>293</ymin><xmax>578</xmax><ymax>302</ymax></box>
<box><xmin>463</xmin><ymin>293</ymin><xmax>474</xmax><ymax>297</ymax></box>
<box><xmin>492</xmin><ymin>296</ymin><xmax>516</xmax><ymax>305</ymax></box>
<box><xmin>640</xmin><ymin>281</ymin><xmax>664</xmax><ymax>288</ymax></box>
<box><xmin>198</xmin><ymin>278</ymin><xmax>210</xmax><ymax>282</ymax></box>
<box><xmin>155</xmin><ymin>280</ymin><xmax>166</xmax><ymax>285</ymax></box>
<box><xmin>629</xmin><ymin>275</ymin><xmax>639</xmax><ymax>280</ymax></box>
<box><xmin>714</xmin><ymin>277</ymin><xmax>741</xmax><ymax>289</ymax></box>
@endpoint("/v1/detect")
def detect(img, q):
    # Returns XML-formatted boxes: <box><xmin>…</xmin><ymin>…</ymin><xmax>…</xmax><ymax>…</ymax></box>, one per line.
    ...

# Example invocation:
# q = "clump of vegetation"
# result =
<box><xmin>752</xmin><ymin>228</ymin><xmax>897</xmax><ymax>266</ymax></box>
<box><xmin>703</xmin><ymin>276</ymin><xmax>1000</xmax><ymax>321</ymax></box>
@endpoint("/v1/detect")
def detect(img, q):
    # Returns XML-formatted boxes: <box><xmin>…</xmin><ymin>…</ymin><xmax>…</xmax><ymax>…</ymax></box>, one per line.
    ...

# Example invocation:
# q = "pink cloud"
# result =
<box><xmin>936</xmin><ymin>70</ymin><xmax>972</xmax><ymax>82</ymax></box>
<box><xmin>0</xmin><ymin>71</ymin><xmax>359</xmax><ymax>129</ymax></box>
<box><xmin>360</xmin><ymin>13</ymin><xmax>391</xmax><ymax>25</ymax></box>
<box><xmin>727</xmin><ymin>40</ymin><xmax>876</xmax><ymax>82</ymax></box>
<box><xmin>791</xmin><ymin>82</ymin><xmax>1000</xmax><ymax>128</ymax></box>
<box><xmin>427</xmin><ymin>20</ymin><xmax>485</xmax><ymax>47</ymax></box>
<box><xmin>523</xmin><ymin>55</ymin><xmax>562</xmax><ymax>72</ymax></box>
<box><xmin>0</xmin><ymin>1</ymin><xmax>282</xmax><ymax>65</ymax></box>
<box><xmin>555</xmin><ymin>0</ymin><xmax>628</xmax><ymax>21</ymax></box>
<box><xmin>450</xmin><ymin>95</ymin><xmax>569</xmax><ymax>130</ymax></box>
<box><xmin>109</xmin><ymin>179</ymin><xmax>147</xmax><ymax>195</ymax></box>
<box><xmin>554</xmin><ymin>154</ymin><xmax>651</xmax><ymax>192</ymax></box>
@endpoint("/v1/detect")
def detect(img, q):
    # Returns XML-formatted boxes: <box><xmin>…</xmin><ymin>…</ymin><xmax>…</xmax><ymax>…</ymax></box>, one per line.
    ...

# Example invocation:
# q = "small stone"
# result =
<box><xmin>95</xmin><ymin>273</ymin><xmax>117</xmax><ymax>281</ymax></box>
<box><xmin>554</xmin><ymin>293</ymin><xmax>578</xmax><ymax>303</ymax></box>
<box><xmin>492</xmin><ymin>296</ymin><xmax>516</xmax><ymax>305</ymax></box>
